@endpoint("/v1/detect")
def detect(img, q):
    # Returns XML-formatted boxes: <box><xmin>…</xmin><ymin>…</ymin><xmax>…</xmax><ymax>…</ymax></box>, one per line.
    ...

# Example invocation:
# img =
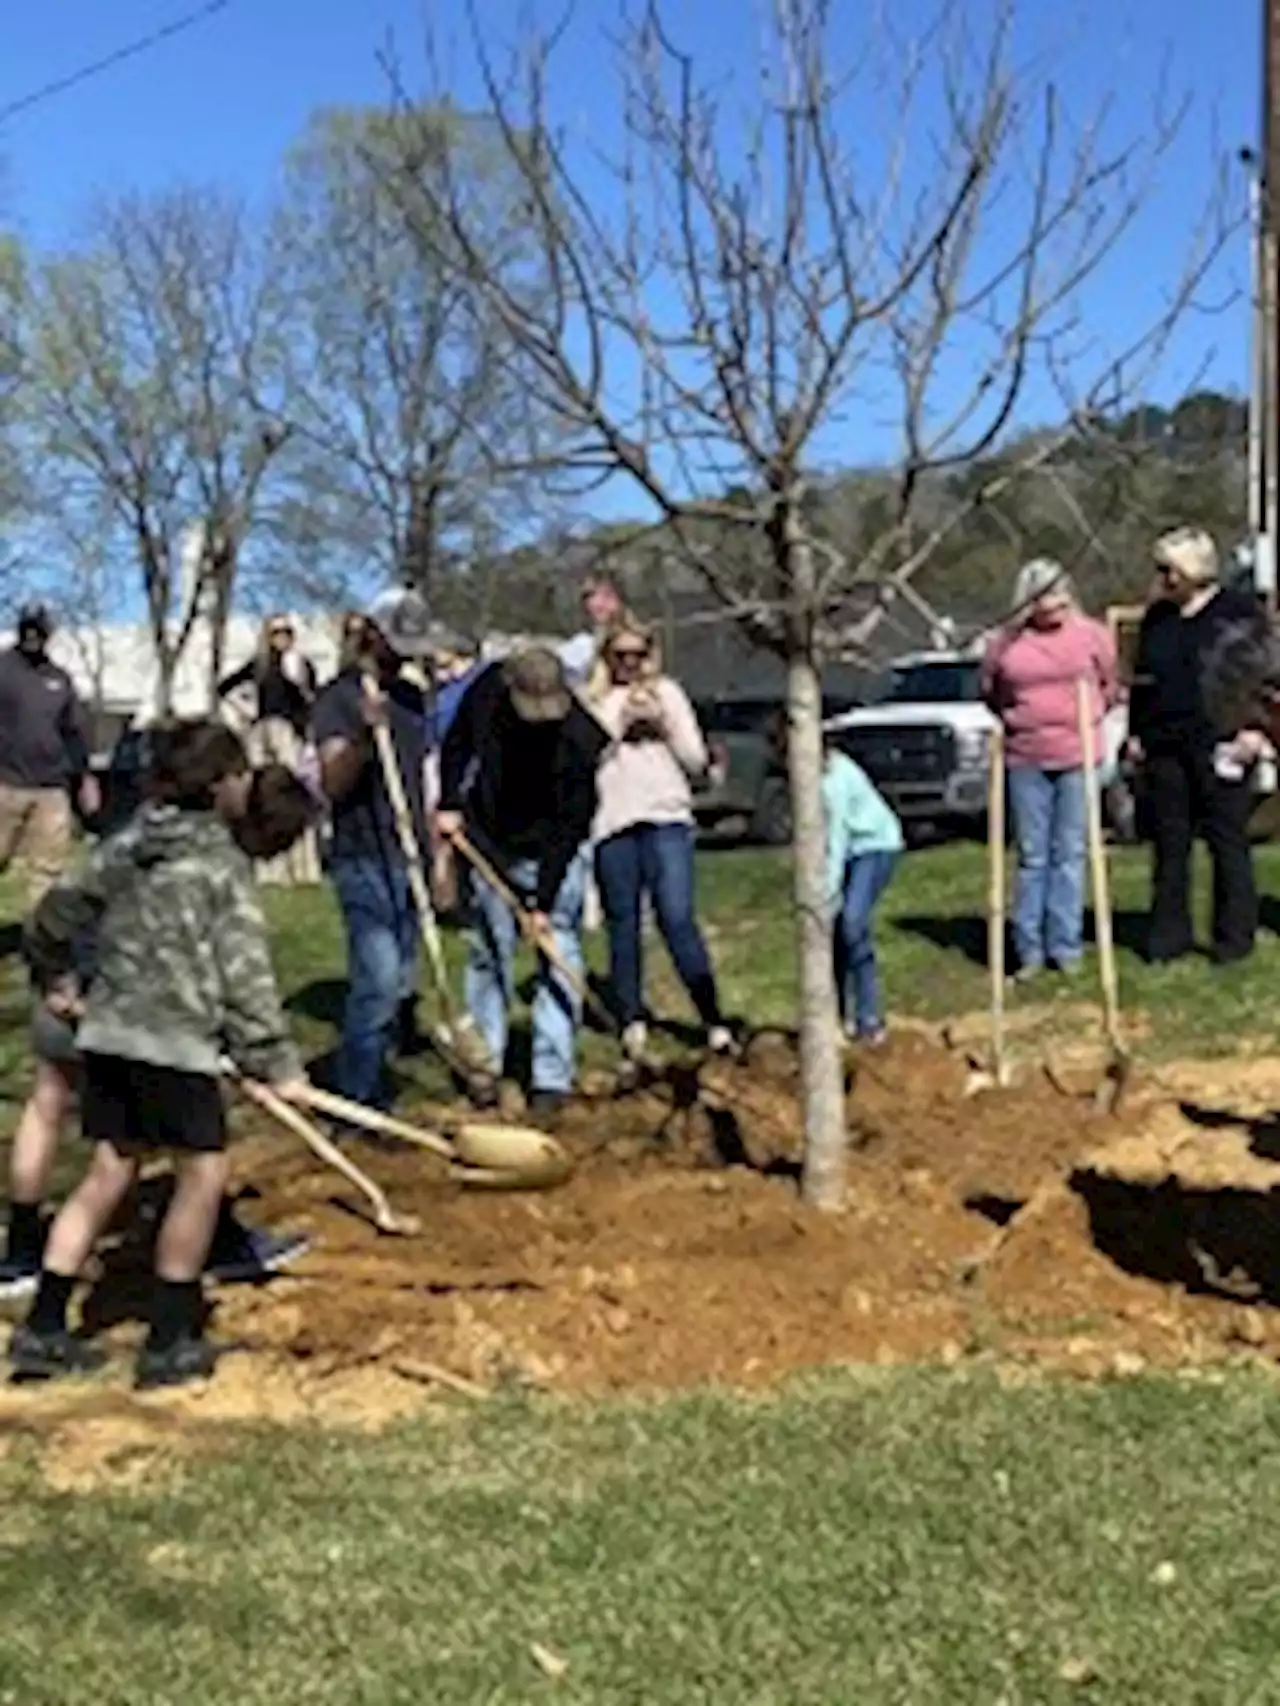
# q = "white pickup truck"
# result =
<box><xmin>822</xmin><ymin>650</ymin><xmax>1131</xmax><ymax>842</ymax></box>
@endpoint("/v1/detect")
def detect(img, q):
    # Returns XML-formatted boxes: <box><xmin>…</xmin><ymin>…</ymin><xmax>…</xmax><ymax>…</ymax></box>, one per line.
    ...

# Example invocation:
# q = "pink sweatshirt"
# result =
<box><xmin>592</xmin><ymin>678</ymin><xmax>708</xmax><ymax>843</ymax></box>
<box><xmin>981</xmin><ymin>616</ymin><xmax>1117</xmax><ymax>770</ymax></box>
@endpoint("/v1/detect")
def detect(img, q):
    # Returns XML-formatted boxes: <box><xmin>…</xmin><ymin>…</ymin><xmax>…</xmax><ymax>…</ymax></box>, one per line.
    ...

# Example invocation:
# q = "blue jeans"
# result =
<box><xmin>465</xmin><ymin>850</ymin><xmax>588</xmax><ymax>1093</ymax></box>
<box><xmin>594</xmin><ymin>823</ymin><xmax>721</xmax><ymax>1027</ymax></box>
<box><xmin>1007</xmin><ymin>766</ymin><xmax>1087</xmax><ymax>970</ymax></box>
<box><xmin>330</xmin><ymin>857</ymin><xmax>419</xmax><ymax>1108</ymax></box>
<box><xmin>834</xmin><ymin>851</ymin><xmax>899</xmax><ymax>1035</ymax></box>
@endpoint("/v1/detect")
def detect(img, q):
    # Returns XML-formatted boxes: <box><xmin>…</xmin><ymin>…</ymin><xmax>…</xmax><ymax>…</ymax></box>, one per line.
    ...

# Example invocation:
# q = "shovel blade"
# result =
<box><xmin>1094</xmin><ymin>1051</ymin><xmax>1134</xmax><ymax>1117</ymax></box>
<box><xmin>451</xmin><ymin>1156</ymin><xmax>576</xmax><ymax>1192</ymax></box>
<box><xmin>453</xmin><ymin>1122</ymin><xmax>572</xmax><ymax>1180</ymax></box>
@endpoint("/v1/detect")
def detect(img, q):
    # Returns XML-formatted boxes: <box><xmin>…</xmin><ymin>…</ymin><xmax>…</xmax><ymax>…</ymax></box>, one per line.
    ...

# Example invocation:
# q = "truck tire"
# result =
<box><xmin>750</xmin><ymin>775</ymin><xmax>793</xmax><ymax>846</ymax></box>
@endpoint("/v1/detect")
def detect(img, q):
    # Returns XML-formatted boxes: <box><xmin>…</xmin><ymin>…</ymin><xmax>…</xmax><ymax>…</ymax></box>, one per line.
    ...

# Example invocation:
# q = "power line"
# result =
<box><xmin>0</xmin><ymin>0</ymin><xmax>230</xmax><ymax>129</ymax></box>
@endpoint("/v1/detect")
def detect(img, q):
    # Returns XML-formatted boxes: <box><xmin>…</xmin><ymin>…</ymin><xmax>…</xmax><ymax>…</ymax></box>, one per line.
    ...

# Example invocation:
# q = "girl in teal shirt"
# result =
<box><xmin>823</xmin><ymin>744</ymin><xmax>904</xmax><ymax>1043</ymax></box>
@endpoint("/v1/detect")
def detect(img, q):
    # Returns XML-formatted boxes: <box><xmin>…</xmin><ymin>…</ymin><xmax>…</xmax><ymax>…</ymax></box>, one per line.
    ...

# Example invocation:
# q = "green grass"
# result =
<box><xmin>674</xmin><ymin>838</ymin><xmax>1280</xmax><ymax>1059</ymax></box>
<box><xmin>4</xmin><ymin>1371</ymin><xmax>1280</xmax><ymax>1703</ymax></box>
<box><xmin>262</xmin><ymin>837</ymin><xmax>1280</xmax><ymax>1080</ymax></box>
<box><xmin>3</xmin><ymin>844</ymin><xmax>1280</xmax><ymax>1702</ymax></box>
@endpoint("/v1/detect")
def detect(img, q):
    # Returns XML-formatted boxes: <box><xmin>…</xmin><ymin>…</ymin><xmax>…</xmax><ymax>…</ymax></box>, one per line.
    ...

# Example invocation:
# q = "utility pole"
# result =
<box><xmin>1260</xmin><ymin>0</ymin><xmax>1280</xmax><ymax>609</ymax></box>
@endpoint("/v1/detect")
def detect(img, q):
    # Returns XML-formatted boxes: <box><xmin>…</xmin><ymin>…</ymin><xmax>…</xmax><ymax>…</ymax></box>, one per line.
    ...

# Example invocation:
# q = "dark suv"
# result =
<box><xmin>691</xmin><ymin>694</ymin><xmax>861</xmax><ymax>844</ymax></box>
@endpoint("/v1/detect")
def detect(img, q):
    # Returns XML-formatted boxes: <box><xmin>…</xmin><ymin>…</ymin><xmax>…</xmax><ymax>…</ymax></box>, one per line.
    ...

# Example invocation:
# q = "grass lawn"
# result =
<box><xmin>4</xmin><ymin>1371</ymin><xmax>1280</xmax><ymax>1703</ymax></box>
<box><xmin>2</xmin><ymin>840</ymin><xmax>1280</xmax><ymax>1703</ymax></box>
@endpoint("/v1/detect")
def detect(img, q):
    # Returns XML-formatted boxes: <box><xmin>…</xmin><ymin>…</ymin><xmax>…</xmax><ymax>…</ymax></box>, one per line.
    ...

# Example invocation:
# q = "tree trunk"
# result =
<box><xmin>785</xmin><ymin>644</ymin><xmax>849</xmax><ymax>1210</ymax></box>
<box><xmin>208</xmin><ymin>575</ymin><xmax>232</xmax><ymax>713</ymax></box>
<box><xmin>154</xmin><ymin>644</ymin><xmax>177</xmax><ymax>720</ymax></box>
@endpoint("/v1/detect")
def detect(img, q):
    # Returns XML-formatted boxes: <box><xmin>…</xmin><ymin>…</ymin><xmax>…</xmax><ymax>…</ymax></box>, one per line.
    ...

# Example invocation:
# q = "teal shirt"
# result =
<box><xmin>822</xmin><ymin>750</ymin><xmax>903</xmax><ymax>905</ymax></box>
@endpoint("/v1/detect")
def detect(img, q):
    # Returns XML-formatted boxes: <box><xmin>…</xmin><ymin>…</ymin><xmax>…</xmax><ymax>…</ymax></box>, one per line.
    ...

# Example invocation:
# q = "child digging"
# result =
<box><xmin>822</xmin><ymin>737</ymin><xmax>904</xmax><ymax>1044</ymax></box>
<box><xmin>0</xmin><ymin>763</ymin><xmax>317</xmax><ymax>1300</ymax></box>
<box><xmin>9</xmin><ymin>724</ymin><xmax>309</xmax><ymax>1388</ymax></box>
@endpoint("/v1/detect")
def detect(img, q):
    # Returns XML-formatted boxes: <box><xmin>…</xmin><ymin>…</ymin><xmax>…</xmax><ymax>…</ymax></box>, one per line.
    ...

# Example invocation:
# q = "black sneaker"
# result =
<box><xmin>9</xmin><ymin>1324</ymin><xmax>106</xmax><ymax>1381</ymax></box>
<box><xmin>205</xmin><ymin>1227</ymin><xmax>311</xmax><ymax>1286</ymax></box>
<box><xmin>135</xmin><ymin>1334</ymin><xmax>218</xmax><ymax>1391</ymax></box>
<box><xmin>0</xmin><ymin>1254</ymin><xmax>41</xmax><ymax>1304</ymax></box>
<box><xmin>527</xmin><ymin>1089</ymin><xmax>568</xmax><ymax>1120</ymax></box>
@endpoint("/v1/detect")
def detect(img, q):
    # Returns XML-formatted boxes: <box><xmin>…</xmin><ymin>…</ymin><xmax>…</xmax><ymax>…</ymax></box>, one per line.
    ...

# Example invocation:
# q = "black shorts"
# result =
<box><xmin>80</xmin><ymin>1053</ymin><xmax>227</xmax><ymax>1154</ymax></box>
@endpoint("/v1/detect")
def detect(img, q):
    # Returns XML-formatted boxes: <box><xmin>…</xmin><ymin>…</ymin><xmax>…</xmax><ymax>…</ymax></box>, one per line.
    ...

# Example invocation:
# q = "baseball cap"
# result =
<box><xmin>502</xmin><ymin>646</ymin><xmax>571</xmax><ymax>723</ymax></box>
<box><xmin>17</xmin><ymin>602</ymin><xmax>52</xmax><ymax>637</ymax></box>
<box><xmin>366</xmin><ymin>586</ymin><xmax>434</xmax><ymax>659</ymax></box>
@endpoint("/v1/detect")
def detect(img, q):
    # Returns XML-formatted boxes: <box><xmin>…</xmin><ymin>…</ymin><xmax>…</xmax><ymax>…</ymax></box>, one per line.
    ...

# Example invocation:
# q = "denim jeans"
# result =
<box><xmin>330</xmin><ymin>857</ymin><xmax>420</xmax><ymax>1108</ymax></box>
<box><xmin>594</xmin><ymin>822</ymin><xmax>721</xmax><ymax>1027</ymax></box>
<box><xmin>833</xmin><ymin>851</ymin><xmax>899</xmax><ymax>1035</ymax></box>
<box><xmin>465</xmin><ymin>850</ymin><xmax>588</xmax><ymax>1093</ymax></box>
<box><xmin>1007</xmin><ymin>766</ymin><xmax>1088</xmax><ymax>970</ymax></box>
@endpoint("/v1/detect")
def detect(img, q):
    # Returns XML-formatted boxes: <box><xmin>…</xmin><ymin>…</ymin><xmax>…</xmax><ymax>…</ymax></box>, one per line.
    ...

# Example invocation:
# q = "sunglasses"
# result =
<box><xmin>611</xmin><ymin>647</ymin><xmax>648</xmax><ymax>663</ymax></box>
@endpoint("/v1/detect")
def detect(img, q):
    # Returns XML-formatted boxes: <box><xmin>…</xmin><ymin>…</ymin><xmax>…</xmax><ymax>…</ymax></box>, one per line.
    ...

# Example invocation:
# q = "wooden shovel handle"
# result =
<box><xmin>1076</xmin><ymin>678</ymin><xmax>1121</xmax><ymax>1047</ymax></box>
<box><xmin>237</xmin><ymin>1077</ymin><xmax>417</xmax><ymax>1236</ymax></box>
<box><xmin>987</xmin><ymin>725</ymin><xmax>1006</xmax><ymax>1073</ymax></box>
<box><xmin>289</xmin><ymin>1081</ymin><xmax>456</xmax><ymax>1161</ymax></box>
<box><xmin>361</xmin><ymin>673</ymin><xmax>454</xmax><ymax>1014</ymax></box>
<box><xmin>451</xmin><ymin>831</ymin><xmax>614</xmax><ymax>1030</ymax></box>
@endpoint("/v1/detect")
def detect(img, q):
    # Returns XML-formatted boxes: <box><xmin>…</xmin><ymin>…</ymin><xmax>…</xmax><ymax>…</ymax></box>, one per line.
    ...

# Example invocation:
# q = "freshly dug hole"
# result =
<box><xmin>8</xmin><ymin>1030</ymin><xmax>1280</xmax><ymax>1486</ymax></box>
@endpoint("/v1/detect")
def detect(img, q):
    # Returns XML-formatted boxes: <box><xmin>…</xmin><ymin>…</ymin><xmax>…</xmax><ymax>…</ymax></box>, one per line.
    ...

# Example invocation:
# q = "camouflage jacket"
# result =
<box><xmin>25</xmin><ymin>803</ymin><xmax>300</xmax><ymax>1084</ymax></box>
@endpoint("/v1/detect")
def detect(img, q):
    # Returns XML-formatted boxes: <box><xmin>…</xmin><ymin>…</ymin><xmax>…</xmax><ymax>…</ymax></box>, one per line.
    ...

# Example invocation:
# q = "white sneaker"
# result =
<box><xmin>621</xmin><ymin>1020</ymin><xmax>649</xmax><ymax>1061</ymax></box>
<box><xmin>707</xmin><ymin>1025</ymin><xmax>735</xmax><ymax>1056</ymax></box>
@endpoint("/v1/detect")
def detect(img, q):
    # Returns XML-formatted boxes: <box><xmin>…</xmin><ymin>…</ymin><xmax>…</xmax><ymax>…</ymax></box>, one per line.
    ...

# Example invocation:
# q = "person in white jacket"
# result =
<box><xmin>589</xmin><ymin>618</ymin><xmax>732</xmax><ymax>1066</ymax></box>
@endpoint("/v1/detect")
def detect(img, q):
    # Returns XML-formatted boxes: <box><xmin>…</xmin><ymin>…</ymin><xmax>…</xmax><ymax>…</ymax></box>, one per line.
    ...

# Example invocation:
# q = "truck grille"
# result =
<box><xmin>831</xmin><ymin>723</ymin><xmax>956</xmax><ymax>787</ymax></box>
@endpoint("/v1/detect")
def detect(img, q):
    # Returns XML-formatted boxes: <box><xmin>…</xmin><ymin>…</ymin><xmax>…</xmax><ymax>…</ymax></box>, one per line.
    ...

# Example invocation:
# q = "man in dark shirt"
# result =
<box><xmin>0</xmin><ymin>604</ymin><xmax>98</xmax><ymax>905</ymax></box>
<box><xmin>311</xmin><ymin>587</ymin><xmax>432</xmax><ymax>1109</ymax></box>
<box><xmin>437</xmin><ymin>646</ymin><xmax>608</xmax><ymax>1113</ymax></box>
<box><xmin>1128</xmin><ymin>527</ymin><xmax>1265</xmax><ymax>964</ymax></box>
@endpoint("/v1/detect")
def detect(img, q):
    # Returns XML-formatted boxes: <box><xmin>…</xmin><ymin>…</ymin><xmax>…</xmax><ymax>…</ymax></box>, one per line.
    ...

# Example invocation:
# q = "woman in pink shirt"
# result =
<box><xmin>981</xmin><ymin>560</ymin><xmax>1117</xmax><ymax>980</ymax></box>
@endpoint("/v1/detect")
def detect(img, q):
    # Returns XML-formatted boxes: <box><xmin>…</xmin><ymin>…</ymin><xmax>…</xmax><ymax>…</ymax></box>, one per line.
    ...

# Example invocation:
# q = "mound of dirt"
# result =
<box><xmin>7</xmin><ymin>1030</ymin><xmax>1280</xmax><ymax>1488</ymax></box>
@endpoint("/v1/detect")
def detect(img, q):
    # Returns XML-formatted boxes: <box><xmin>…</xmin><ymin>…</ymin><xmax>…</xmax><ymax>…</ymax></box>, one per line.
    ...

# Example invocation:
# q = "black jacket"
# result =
<box><xmin>1129</xmin><ymin>588</ymin><xmax>1265</xmax><ymax>756</ymax></box>
<box><xmin>218</xmin><ymin>656</ymin><xmax>317</xmax><ymax>736</ymax></box>
<box><xmin>0</xmin><ymin>648</ymin><xmax>88</xmax><ymax>789</ymax></box>
<box><xmin>439</xmin><ymin>662</ymin><xmax>607</xmax><ymax>911</ymax></box>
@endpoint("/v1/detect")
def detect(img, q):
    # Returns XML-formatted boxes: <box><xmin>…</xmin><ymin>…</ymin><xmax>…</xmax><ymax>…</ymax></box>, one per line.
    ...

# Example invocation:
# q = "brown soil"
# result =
<box><xmin>7</xmin><ymin>1026</ymin><xmax>1280</xmax><ymax>1488</ymax></box>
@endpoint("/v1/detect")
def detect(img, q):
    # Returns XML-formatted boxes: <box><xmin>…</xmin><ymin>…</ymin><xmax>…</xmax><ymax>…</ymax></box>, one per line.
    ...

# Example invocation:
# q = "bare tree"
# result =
<box><xmin>22</xmin><ymin>188</ymin><xmax>290</xmax><ymax>712</ymax></box>
<box><xmin>385</xmin><ymin>0</ymin><xmax>1235</xmax><ymax>1207</ymax></box>
<box><xmin>0</xmin><ymin>232</ymin><xmax>29</xmax><ymax>585</ymax></box>
<box><xmin>268</xmin><ymin>104</ymin><xmax>556</xmax><ymax>624</ymax></box>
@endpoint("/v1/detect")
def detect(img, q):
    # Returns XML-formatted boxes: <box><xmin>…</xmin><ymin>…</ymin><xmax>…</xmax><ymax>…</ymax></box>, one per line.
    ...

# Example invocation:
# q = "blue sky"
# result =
<box><xmin>0</xmin><ymin>0</ymin><xmax>1259</xmax><ymax>516</ymax></box>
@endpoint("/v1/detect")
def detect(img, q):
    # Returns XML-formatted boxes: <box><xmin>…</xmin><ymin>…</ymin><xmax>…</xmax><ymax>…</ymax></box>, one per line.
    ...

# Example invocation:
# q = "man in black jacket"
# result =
<box><xmin>0</xmin><ymin>605</ymin><xmax>98</xmax><ymax>905</ymax></box>
<box><xmin>437</xmin><ymin>646</ymin><xmax>607</xmax><ymax>1112</ymax></box>
<box><xmin>1128</xmin><ymin>528</ymin><xmax>1266</xmax><ymax>965</ymax></box>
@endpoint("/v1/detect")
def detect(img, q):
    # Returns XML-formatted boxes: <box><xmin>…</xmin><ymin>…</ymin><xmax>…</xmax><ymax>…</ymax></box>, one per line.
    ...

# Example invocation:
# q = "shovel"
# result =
<box><xmin>451</xmin><ymin>830</ymin><xmax>619</xmax><ymax>1036</ymax></box>
<box><xmin>291</xmin><ymin>1081</ymin><xmax>574</xmax><ymax>1191</ymax></box>
<box><xmin>234</xmin><ymin>1075</ymin><xmax>423</xmax><ymax>1237</ymax></box>
<box><xmin>451</xmin><ymin>831</ymin><xmax>768</xmax><ymax>1124</ymax></box>
<box><xmin>1077</xmin><ymin>678</ymin><xmax>1132</xmax><ymax>1115</ymax></box>
<box><xmin>361</xmin><ymin>672</ymin><xmax>495</xmax><ymax>1084</ymax></box>
<box><xmin>964</xmin><ymin>727</ymin><xmax>1012</xmax><ymax>1096</ymax></box>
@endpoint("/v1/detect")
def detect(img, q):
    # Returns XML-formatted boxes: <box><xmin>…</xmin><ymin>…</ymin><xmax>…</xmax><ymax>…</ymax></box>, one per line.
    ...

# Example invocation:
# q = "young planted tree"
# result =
<box><xmin>268</xmin><ymin>105</ymin><xmax>556</xmax><ymax>625</ymax></box>
<box><xmin>23</xmin><ymin>188</ymin><xmax>289</xmax><ymax>711</ymax></box>
<box><xmin>387</xmin><ymin>0</ymin><xmax>1232</xmax><ymax>1207</ymax></box>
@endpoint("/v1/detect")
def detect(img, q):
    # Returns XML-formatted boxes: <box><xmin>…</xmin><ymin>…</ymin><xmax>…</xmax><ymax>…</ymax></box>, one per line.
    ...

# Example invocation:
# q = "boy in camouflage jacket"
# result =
<box><xmin>0</xmin><ymin>764</ymin><xmax>317</xmax><ymax>1300</ymax></box>
<box><xmin>11</xmin><ymin>723</ymin><xmax>308</xmax><ymax>1390</ymax></box>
